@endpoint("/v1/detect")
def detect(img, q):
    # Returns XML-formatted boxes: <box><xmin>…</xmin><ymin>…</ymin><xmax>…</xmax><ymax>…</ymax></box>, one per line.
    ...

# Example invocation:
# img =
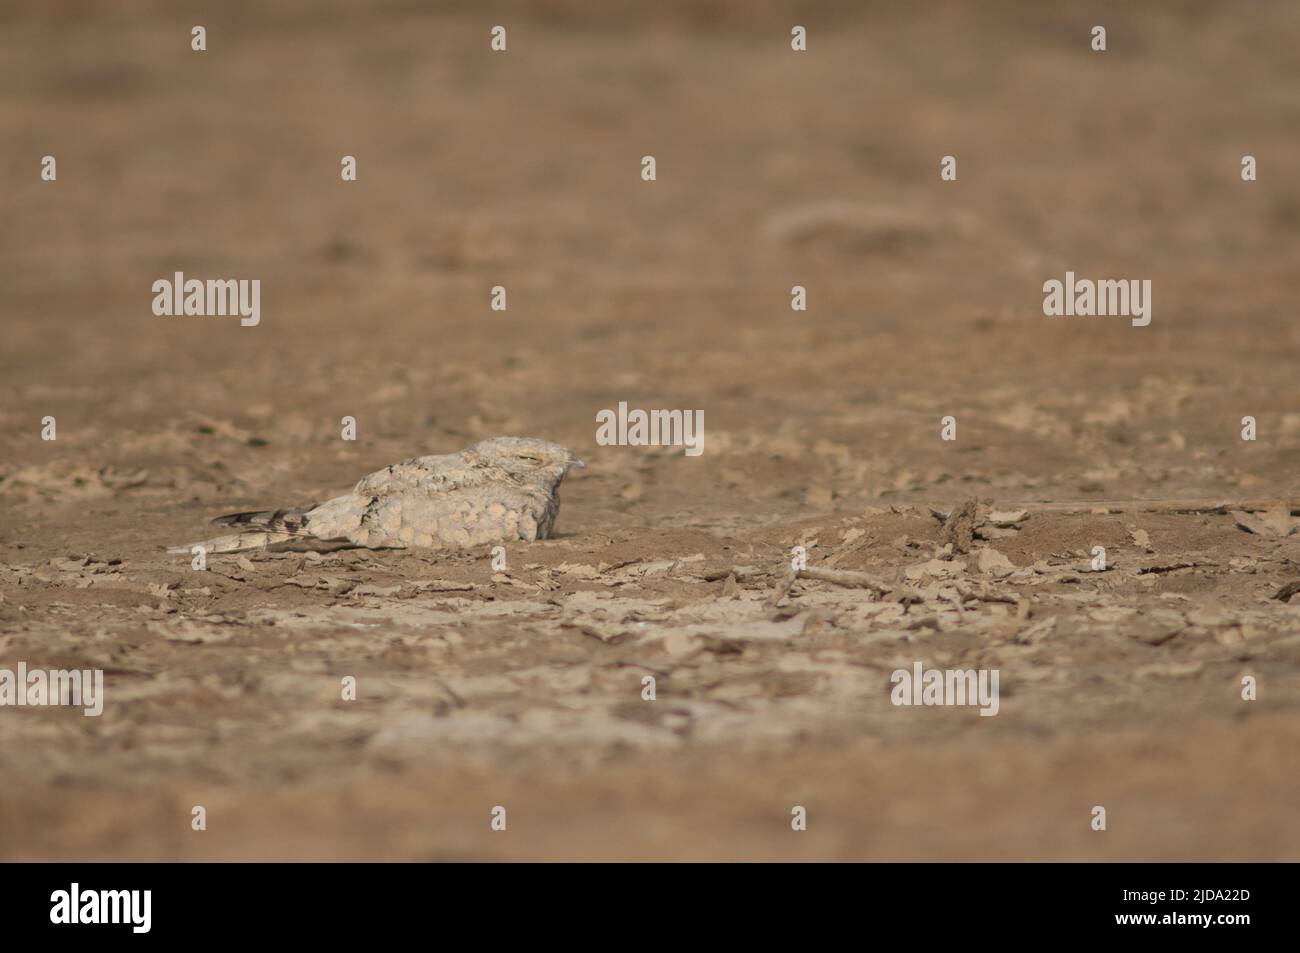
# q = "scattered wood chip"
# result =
<box><xmin>940</xmin><ymin>499</ymin><xmax>979</xmax><ymax>554</ymax></box>
<box><xmin>798</xmin><ymin>566</ymin><xmax>891</xmax><ymax>595</ymax></box>
<box><xmin>985</xmin><ymin>510</ymin><xmax>1028</xmax><ymax>527</ymax></box>
<box><xmin>410</xmin><ymin>579</ymin><xmax>475</xmax><ymax>593</ymax></box>
<box><xmin>1272</xmin><ymin>581</ymin><xmax>1300</xmax><ymax>603</ymax></box>
<box><xmin>974</xmin><ymin>548</ymin><xmax>1015</xmax><ymax>578</ymax></box>
<box><xmin>769</xmin><ymin>564</ymin><xmax>891</xmax><ymax>606</ymax></box>
<box><xmin>1232</xmin><ymin>509</ymin><xmax>1296</xmax><ymax>537</ymax></box>
<box><xmin>906</xmin><ymin>558</ymin><xmax>965</xmax><ymax>581</ymax></box>
<box><xmin>553</xmin><ymin>562</ymin><xmax>600</xmax><ymax>579</ymax></box>
<box><xmin>50</xmin><ymin>555</ymin><xmax>91</xmax><ymax>571</ymax></box>
<box><xmin>1137</xmin><ymin>562</ymin><xmax>1201</xmax><ymax>575</ymax></box>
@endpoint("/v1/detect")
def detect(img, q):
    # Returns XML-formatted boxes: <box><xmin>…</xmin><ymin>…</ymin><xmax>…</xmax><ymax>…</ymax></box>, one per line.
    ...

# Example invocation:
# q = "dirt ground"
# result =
<box><xmin>2</xmin><ymin>0</ymin><xmax>1299</xmax><ymax>861</ymax></box>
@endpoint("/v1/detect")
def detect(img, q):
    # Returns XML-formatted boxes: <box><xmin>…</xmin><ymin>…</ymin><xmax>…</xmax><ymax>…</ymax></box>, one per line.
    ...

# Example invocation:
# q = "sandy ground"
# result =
<box><xmin>2</xmin><ymin>0</ymin><xmax>1299</xmax><ymax>860</ymax></box>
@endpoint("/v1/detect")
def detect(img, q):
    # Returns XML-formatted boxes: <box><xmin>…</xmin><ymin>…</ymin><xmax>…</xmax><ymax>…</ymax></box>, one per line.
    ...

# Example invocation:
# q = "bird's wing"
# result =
<box><xmin>351</xmin><ymin>452</ymin><xmax>492</xmax><ymax>498</ymax></box>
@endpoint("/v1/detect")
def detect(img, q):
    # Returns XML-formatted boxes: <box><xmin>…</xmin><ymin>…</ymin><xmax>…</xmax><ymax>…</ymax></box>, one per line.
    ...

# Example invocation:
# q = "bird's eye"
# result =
<box><xmin>518</xmin><ymin>455</ymin><xmax>542</xmax><ymax>464</ymax></box>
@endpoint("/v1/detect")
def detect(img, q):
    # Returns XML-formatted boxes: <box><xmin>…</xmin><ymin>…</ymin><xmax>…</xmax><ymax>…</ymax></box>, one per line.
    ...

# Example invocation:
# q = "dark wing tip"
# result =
<box><xmin>211</xmin><ymin>507</ymin><xmax>314</xmax><ymax>531</ymax></box>
<box><xmin>210</xmin><ymin>510</ymin><xmax>266</xmax><ymax>528</ymax></box>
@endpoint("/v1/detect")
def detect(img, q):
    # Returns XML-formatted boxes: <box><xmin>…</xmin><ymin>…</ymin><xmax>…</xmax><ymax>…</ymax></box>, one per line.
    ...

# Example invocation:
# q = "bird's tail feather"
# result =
<box><xmin>165</xmin><ymin>530</ymin><xmax>307</xmax><ymax>556</ymax></box>
<box><xmin>167</xmin><ymin>504</ymin><xmax>332</xmax><ymax>556</ymax></box>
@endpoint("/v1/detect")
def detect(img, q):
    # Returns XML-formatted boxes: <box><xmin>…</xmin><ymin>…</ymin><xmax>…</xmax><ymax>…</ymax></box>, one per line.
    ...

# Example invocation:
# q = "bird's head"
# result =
<box><xmin>469</xmin><ymin>436</ymin><xmax>585</xmax><ymax>488</ymax></box>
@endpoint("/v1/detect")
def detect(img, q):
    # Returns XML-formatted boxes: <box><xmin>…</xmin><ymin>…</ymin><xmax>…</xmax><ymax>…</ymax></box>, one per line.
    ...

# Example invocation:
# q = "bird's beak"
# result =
<box><xmin>568</xmin><ymin>455</ymin><xmax>586</xmax><ymax>469</ymax></box>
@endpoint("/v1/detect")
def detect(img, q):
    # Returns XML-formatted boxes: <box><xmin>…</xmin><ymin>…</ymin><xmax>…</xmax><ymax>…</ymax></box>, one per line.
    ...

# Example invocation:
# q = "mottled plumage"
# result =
<box><xmin>168</xmin><ymin>437</ymin><xmax>583</xmax><ymax>556</ymax></box>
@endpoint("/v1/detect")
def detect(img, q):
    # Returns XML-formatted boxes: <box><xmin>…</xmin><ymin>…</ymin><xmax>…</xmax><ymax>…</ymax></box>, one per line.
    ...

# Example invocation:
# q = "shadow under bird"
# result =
<box><xmin>168</xmin><ymin>436</ymin><xmax>584</xmax><ymax>556</ymax></box>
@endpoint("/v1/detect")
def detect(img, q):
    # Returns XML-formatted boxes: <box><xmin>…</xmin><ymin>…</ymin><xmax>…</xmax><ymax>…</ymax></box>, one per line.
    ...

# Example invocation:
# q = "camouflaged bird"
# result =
<box><xmin>168</xmin><ymin>437</ymin><xmax>584</xmax><ymax>556</ymax></box>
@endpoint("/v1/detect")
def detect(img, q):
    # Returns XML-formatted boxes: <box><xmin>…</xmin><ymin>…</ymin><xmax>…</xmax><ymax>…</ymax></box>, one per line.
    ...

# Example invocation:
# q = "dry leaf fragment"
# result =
<box><xmin>1232</xmin><ymin>509</ymin><xmax>1296</xmax><ymax>537</ymax></box>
